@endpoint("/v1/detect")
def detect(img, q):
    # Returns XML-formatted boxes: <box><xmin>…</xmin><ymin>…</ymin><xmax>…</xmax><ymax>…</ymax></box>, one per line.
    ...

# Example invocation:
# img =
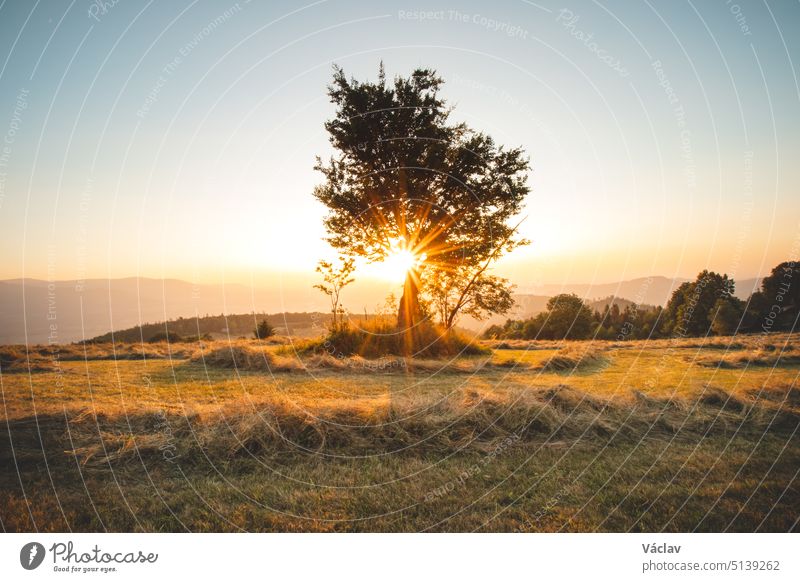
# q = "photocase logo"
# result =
<box><xmin>20</xmin><ymin>542</ymin><xmax>46</xmax><ymax>570</ymax></box>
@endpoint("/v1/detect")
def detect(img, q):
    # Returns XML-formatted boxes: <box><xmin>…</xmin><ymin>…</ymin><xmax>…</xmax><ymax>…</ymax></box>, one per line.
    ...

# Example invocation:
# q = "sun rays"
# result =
<box><xmin>368</xmin><ymin>237</ymin><xmax>428</xmax><ymax>282</ymax></box>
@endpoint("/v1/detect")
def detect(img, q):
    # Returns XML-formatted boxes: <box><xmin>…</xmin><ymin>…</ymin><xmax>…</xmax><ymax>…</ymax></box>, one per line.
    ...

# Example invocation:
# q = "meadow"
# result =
<box><xmin>1</xmin><ymin>333</ymin><xmax>798</xmax><ymax>532</ymax></box>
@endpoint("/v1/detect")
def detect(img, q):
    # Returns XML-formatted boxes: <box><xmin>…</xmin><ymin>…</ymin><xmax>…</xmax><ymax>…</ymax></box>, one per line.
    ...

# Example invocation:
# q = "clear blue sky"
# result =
<box><xmin>1</xmin><ymin>0</ymin><xmax>798</xmax><ymax>290</ymax></box>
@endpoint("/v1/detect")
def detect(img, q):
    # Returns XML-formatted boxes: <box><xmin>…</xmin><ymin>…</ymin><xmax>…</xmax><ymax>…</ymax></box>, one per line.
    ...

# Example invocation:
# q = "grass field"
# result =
<box><xmin>1</xmin><ymin>333</ymin><xmax>798</xmax><ymax>532</ymax></box>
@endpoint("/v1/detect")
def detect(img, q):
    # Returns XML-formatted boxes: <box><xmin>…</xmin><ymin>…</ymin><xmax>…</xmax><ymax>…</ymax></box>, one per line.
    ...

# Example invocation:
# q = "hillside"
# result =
<box><xmin>86</xmin><ymin>312</ymin><xmax>334</xmax><ymax>343</ymax></box>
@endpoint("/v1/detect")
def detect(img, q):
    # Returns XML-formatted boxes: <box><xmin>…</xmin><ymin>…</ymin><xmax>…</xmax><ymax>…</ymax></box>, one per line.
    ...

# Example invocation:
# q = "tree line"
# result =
<box><xmin>484</xmin><ymin>261</ymin><xmax>799</xmax><ymax>340</ymax></box>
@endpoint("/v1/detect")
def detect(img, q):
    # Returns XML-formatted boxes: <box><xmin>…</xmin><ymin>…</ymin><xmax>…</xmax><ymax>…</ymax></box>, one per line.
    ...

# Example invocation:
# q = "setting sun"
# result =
<box><xmin>364</xmin><ymin>238</ymin><xmax>427</xmax><ymax>282</ymax></box>
<box><xmin>384</xmin><ymin>248</ymin><xmax>417</xmax><ymax>279</ymax></box>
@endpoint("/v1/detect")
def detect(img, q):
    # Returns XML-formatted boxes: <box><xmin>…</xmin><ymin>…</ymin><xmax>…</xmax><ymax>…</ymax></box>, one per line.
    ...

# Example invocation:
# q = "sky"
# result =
<box><xmin>1</xmin><ymin>0</ymin><xmax>799</xmax><ymax>295</ymax></box>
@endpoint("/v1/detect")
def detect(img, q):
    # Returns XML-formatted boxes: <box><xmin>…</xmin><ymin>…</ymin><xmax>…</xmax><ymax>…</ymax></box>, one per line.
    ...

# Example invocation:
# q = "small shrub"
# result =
<box><xmin>254</xmin><ymin>319</ymin><xmax>275</xmax><ymax>340</ymax></box>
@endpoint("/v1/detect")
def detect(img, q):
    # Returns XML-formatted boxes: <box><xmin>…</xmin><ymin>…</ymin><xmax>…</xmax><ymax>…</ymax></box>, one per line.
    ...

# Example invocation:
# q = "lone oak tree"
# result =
<box><xmin>313</xmin><ymin>65</ymin><xmax>530</xmax><ymax>337</ymax></box>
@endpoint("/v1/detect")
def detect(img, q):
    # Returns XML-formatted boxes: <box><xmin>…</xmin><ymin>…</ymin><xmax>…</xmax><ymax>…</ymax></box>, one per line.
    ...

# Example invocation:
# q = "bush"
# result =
<box><xmin>254</xmin><ymin>319</ymin><xmax>275</xmax><ymax>339</ymax></box>
<box><xmin>314</xmin><ymin>319</ymin><xmax>488</xmax><ymax>359</ymax></box>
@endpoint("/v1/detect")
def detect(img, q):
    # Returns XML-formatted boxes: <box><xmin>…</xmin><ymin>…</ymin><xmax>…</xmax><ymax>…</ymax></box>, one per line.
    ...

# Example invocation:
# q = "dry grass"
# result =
<box><xmin>490</xmin><ymin>344</ymin><xmax>608</xmax><ymax>374</ymax></box>
<box><xmin>0</xmin><ymin>341</ymin><xmax>198</xmax><ymax>372</ymax></box>
<box><xmin>484</xmin><ymin>333</ymin><xmax>798</xmax><ymax>353</ymax></box>
<box><xmin>692</xmin><ymin>345</ymin><xmax>800</xmax><ymax>369</ymax></box>
<box><xmin>49</xmin><ymin>382</ymin><xmax>798</xmax><ymax>468</ymax></box>
<box><xmin>191</xmin><ymin>343</ymin><xmax>419</xmax><ymax>374</ymax></box>
<box><xmin>539</xmin><ymin>345</ymin><xmax>608</xmax><ymax>372</ymax></box>
<box><xmin>606</xmin><ymin>333</ymin><xmax>795</xmax><ymax>352</ymax></box>
<box><xmin>484</xmin><ymin>338</ymin><xmax>571</xmax><ymax>350</ymax></box>
<box><xmin>191</xmin><ymin>343</ymin><xmax>291</xmax><ymax>372</ymax></box>
<box><xmin>2</xmin><ymin>333</ymin><xmax>798</xmax><ymax>532</ymax></box>
<box><xmin>186</xmin><ymin>340</ymin><xmax>608</xmax><ymax>376</ymax></box>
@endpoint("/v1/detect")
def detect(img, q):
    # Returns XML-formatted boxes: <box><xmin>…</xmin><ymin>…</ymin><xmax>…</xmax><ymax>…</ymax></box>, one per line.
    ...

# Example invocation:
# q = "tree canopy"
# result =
<box><xmin>313</xmin><ymin>65</ymin><xmax>530</xmax><ymax>332</ymax></box>
<box><xmin>662</xmin><ymin>270</ymin><xmax>736</xmax><ymax>337</ymax></box>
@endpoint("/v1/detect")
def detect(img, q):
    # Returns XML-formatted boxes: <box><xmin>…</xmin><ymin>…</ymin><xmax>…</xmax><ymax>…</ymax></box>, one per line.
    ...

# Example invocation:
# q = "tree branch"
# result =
<box><xmin>445</xmin><ymin>217</ymin><xmax>526</xmax><ymax>328</ymax></box>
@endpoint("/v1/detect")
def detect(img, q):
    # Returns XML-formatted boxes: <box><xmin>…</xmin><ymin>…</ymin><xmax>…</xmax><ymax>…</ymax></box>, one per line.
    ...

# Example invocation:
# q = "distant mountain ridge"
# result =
<box><xmin>0</xmin><ymin>275</ymin><xmax>763</xmax><ymax>344</ymax></box>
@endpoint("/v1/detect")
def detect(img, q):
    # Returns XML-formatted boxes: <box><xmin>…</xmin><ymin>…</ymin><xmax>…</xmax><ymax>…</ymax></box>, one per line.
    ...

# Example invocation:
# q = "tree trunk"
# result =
<box><xmin>397</xmin><ymin>269</ymin><xmax>422</xmax><ymax>330</ymax></box>
<box><xmin>397</xmin><ymin>269</ymin><xmax>423</xmax><ymax>355</ymax></box>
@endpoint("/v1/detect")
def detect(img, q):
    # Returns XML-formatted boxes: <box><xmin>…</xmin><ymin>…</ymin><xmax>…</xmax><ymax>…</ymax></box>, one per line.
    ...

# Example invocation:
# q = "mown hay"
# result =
<box><xmin>30</xmin><ymin>383</ymin><xmax>796</xmax><ymax>468</ymax></box>
<box><xmin>693</xmin><ymin>346</ymin><xmax>800</xmax><ymax>369</ymax></box>
<box><xmin>0</xmin><ymin>342</ymin><xmax>197</xmax><ymax>372</ymax></box>
<box><xmin>538</xmin><ymin>346</ymin><xmax>608</xmax><ymax>373</ymax></box>
<box><xmin>192</xmin><ymin>344</ymin><xmax>278</xmax><ymax>371</ymax></box>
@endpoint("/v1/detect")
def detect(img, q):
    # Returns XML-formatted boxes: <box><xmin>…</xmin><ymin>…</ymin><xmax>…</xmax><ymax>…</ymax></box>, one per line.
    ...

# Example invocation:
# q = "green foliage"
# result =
<box><xmin>756</xmin><ymin>261</ymin><xmax>800</xmax><ymax>331</ymax></box>
<box><xmin>542</xmin><ymin>294</ymin><xmax>594</xmax><ymax>339</ymax></box>
<box><xmin>313</xmin><ymin>64</ymin><xmax>530</xmax><ymax>328</ymax></box>
<box><xmin>663</xmin><ymin>271</ymin><xmax>736</xmax><ymax>336</ymax></box>
<box><xmin>424</xmin><ymin>268</ymin><xmax>516</xmax><ymax>329</ymax></box>
<box><xmin>314</xmin><ymin>256</ymin><xmax>355</xmax><ymax>330</ymax></box>
<box><xmin>486</xmin><ymin>294</ymin><xmax>593</xmax><ymax>340</ymax></box>
<box><xmin>254</xmin><ymin>319</ymin><xmax>275</xmax><ymax>340</ymax></box>
<box><xmin>505</xmin><ymin>294</ymin><xmax>594</xmax><ymax>340</ymax></box>
<box><xmin>594</xmin><ymin>302</ymin><xmax>664</xmax><ymax>340</ymax></box>
<box><xmin>488</xmin><ymin>261</ymin><xmax>798</xmax><ymax>341</ymax></box>
<box><xmin>743</xmin><ymin>291</ymin><xmax>769</xmax><ymax>330</ymax></box>
<box><xmin>487</xmin><ymin>296</ymin><xmax>664</xmax><ymax>341</ymax></box>
<box><xmin>658</xmin><ymin>262</ymin><xmax>799</xmax><ymax>336</ymax></box>
<box><xmin>710</xmin><ymin>297</ymin><xmax>744</xmax><ymax>336</ymax></box>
